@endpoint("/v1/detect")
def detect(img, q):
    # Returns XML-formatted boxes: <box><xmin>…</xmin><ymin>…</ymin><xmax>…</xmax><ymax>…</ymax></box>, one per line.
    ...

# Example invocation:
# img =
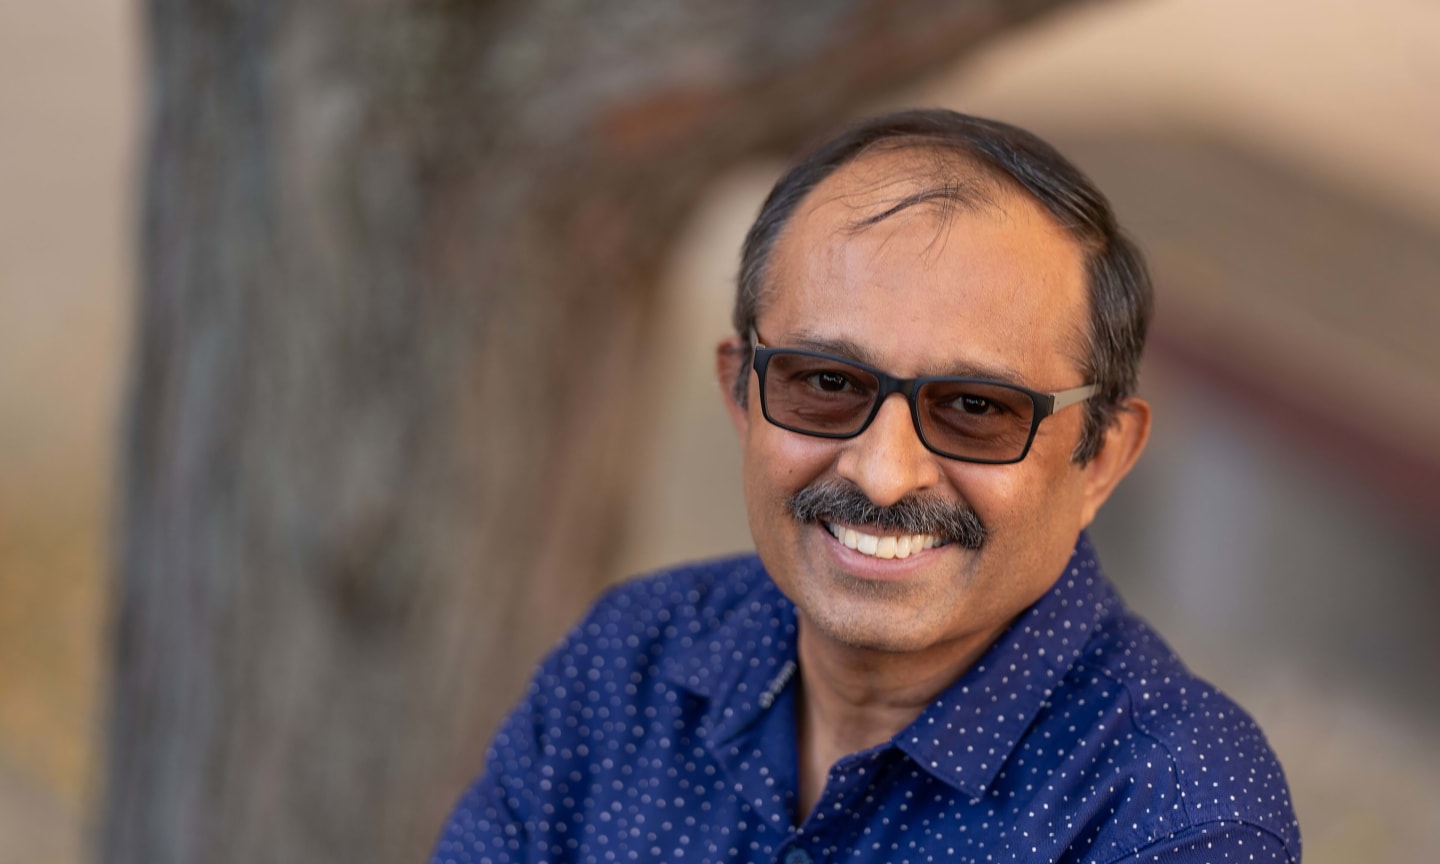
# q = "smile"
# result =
<box><xmin>823</xmin><ymin>521</ymin><xmax>944</xmax><ymax>559</ymax></box>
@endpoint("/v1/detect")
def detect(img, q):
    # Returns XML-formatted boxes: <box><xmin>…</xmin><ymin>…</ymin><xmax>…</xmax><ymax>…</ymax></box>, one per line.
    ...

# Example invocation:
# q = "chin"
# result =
<box><xmin>809</xmin><ymin>616</ymin><xmax>943</xmax><ymax>654</ymax></box>
<box><xmin>795</xmin><ymin>580</ymin><xmax>949</xmax><ymax>654</ymax></box>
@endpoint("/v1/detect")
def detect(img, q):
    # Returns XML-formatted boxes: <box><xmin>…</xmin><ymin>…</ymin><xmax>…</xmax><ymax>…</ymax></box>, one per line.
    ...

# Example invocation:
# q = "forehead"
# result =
<box><xmin>762</xmin><ymin>147</ymin><xmax>1090</xmax><ymax>383</ymax></box>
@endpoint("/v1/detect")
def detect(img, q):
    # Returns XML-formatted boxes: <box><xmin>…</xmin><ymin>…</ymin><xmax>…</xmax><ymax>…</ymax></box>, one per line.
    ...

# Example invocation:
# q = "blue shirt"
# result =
<box><xmin>432</xmin><ymin>536</ymin><xmax>1300</xmax><ymax>863</ymax></box>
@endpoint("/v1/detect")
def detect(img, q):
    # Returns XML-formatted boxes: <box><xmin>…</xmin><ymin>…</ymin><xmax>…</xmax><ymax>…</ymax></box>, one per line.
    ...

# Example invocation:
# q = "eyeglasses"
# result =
<box><xmin>749</xmin><ymin>328</ymin><xmax>1096</xmax><ymax>465</ymax></box>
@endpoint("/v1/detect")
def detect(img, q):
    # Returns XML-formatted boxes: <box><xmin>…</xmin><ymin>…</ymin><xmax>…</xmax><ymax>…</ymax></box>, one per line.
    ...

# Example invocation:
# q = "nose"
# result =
<box><xmin>834</xmin><ymin>392</ymin><xmax>942</xmax><ymax>507</ymax></box>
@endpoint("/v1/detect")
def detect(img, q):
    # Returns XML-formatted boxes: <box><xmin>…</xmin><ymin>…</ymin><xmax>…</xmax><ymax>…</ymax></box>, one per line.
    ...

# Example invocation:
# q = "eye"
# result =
<box><xmin>958</xmin><ymin>395</ymin><xmax>993</xmax><ymax>415</ymax></box>
<box><xmin>806</xmin><ymin>371</ymin><xmax>857</xmax><ymax>393</ymax></box>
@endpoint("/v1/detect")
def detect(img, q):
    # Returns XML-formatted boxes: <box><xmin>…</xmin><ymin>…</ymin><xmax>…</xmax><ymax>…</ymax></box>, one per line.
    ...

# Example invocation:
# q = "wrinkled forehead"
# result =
<box><xmin>794</xmin><ymin>143</ymin><xmax>1022</xmax><ymax>235</ymax></box>
<box><xmin>761</xmin><ymin>146</ymin><xmax>1091</xmax><ymax>377</ymax></box>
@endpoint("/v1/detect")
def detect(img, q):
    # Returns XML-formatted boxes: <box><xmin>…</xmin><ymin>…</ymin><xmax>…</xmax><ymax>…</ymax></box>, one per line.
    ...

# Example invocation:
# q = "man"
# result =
<box><xmin>432</xmin><ymin>110</ymin><xmax>1300</xmax><ymax>863</ymax></box>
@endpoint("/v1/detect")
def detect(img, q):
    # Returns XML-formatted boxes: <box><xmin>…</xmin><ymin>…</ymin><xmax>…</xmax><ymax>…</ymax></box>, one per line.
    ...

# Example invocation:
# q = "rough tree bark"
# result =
<box><xmin>106</xmin><ymin>1</ymin><xmax>1085</xmax><ymax>861</ymax></box>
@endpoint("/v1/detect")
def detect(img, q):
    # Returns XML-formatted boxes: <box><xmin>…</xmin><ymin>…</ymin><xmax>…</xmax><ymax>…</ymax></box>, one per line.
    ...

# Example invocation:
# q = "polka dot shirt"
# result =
<box><xmin>431</xmin><ymin>535</ymin><xmax>1300</xmax><ymax>863</ymax></box>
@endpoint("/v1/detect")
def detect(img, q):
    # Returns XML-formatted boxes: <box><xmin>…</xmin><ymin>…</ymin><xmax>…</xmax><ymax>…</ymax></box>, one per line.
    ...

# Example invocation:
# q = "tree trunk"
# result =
<box><xmin>106</xmin><ymin>1</ymin><xmax>1083</xmax><ymax>861</ymax></box>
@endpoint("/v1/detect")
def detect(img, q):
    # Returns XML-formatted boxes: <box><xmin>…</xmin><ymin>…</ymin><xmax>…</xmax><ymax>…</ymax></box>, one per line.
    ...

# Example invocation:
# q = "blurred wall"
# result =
<box><xmin>0</xmin><ymin>0</ymin><xmax>136</xmax><ymax>860</ymax></box>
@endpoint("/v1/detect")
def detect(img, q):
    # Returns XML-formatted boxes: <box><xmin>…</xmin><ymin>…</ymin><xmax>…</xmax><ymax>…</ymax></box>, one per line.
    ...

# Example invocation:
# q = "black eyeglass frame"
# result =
<box><xmin>748</xmin><ymin>328</ymin><xmax>1097</xmax><ymax>465</ymax></box>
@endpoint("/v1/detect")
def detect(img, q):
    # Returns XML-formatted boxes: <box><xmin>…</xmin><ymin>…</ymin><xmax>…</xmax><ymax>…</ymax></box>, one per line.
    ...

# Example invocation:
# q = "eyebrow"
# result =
<box><xmin>775</xmin><ymin>330</ymin><xmax>1031</xmax><ymax>387</ymax></box>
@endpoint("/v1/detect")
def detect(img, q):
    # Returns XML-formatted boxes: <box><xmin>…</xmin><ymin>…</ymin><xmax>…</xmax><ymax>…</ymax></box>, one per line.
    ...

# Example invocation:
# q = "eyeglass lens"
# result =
<box><xmin>761</xmin><ymin>352</ymin><xmax>1037</xmax><ymax>461</ymax></box>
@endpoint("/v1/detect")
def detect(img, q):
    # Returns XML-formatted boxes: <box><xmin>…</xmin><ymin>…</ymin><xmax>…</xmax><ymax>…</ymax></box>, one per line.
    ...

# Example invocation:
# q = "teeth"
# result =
<box><xmin>825</xmin><ymin>523</ymin><xmax>940</xmax><ymax>560</ymax></box>
<box><xmin>875</xmin><ymin>536</ymin><xmax>896</xmax><ymax>559</ymax></box>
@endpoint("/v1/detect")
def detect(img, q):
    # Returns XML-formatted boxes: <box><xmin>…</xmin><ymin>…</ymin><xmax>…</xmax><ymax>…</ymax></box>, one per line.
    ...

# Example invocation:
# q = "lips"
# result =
<box><xmin>823</xmin><ymin>521</ymin><xmax>943</xmax><ymax>559</ymax></box>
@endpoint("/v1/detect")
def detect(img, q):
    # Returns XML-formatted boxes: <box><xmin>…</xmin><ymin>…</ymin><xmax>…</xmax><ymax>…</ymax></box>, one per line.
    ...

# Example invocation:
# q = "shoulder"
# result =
<box><xmin>435</xmin><ymin>555</ymin><xmax>776</xmax><ymax>862</ymax></box>
<box><xmin>562</xmin><ymin>553</ymin><xmax>772</xmax><ymax>656</ymax></box>
<box><xmin>584</xmin><ymin>553</ymin><xmax>770</xmax><ymax>626</ymax></box>
<box><xmin>484</xmin><ymin>557</ymin><xmax>773</xmax><ymax>770</ymax></box>
<box><xmin>1058</xmin><ymin>603</ymin><xmax>1301</xmax><ymax>859</ymax></box>
<box><xmin>525</xmin><ymin>553</ymin><xmax>775</xmax><ymax>703</ymax></box>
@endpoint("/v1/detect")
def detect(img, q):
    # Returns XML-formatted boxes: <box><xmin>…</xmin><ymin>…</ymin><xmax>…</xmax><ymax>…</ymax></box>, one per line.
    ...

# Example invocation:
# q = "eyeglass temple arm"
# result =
<box><xmin>1048</xmin><ymin>383</ymin><xmax>1098</xmax><ymax>414</ymax></box>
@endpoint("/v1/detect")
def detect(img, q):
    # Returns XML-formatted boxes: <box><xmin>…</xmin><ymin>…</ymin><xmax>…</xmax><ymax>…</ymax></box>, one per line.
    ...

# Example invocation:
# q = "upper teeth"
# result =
<box><xmin>826</xmin><ymin>522</ymin><xmax>940</xmax><ymax>559</ymax></box>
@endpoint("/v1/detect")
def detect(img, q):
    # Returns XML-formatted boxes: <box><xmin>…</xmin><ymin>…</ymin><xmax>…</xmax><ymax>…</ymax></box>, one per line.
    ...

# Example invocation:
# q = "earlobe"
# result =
<box><xmin>715</xmin><ymin>337</ymin><xmax>751</xmax><ymax>438</ymax></box>
<box><xmin>1079</xmin><ymin>397</ymin><xmax>1151</xmax><ymax>526</ymax></box>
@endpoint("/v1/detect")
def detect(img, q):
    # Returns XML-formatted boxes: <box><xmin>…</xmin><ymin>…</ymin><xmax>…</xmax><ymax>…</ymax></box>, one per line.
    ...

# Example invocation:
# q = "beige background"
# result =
<box><xmin>3</xmin><ymin>0</ymin><xmax>1438</xmax><ymax>861</ymax></box>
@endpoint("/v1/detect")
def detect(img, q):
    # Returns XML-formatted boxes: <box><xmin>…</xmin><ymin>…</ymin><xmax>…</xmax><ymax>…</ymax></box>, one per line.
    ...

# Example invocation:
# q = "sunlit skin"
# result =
<box><xmin>716</xmin><ymin>149</ymin><xmax>1150</xmax><ymax>822</ymax></box>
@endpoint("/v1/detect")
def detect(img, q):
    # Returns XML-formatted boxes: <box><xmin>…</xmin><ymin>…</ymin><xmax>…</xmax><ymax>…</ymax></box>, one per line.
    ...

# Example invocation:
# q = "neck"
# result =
<box><xmin>792</xmin><ymin>616</ymin><xmax>1001</xmax><ymax>822</ymax></box>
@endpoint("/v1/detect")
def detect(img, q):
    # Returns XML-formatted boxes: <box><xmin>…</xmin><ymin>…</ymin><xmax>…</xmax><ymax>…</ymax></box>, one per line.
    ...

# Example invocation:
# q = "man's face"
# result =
<box><xmin>723</xmin><ymin>150</ymin><xmax>1132</xmax><ymax>662</ymax></box>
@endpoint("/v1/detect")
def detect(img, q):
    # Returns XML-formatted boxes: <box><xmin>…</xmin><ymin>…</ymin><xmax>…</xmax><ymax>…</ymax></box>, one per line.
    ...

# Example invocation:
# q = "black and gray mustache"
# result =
<box><xmin>786</xmin><ymin>480</ymin><xmax>988</xmax><ymax>551</ymax></box>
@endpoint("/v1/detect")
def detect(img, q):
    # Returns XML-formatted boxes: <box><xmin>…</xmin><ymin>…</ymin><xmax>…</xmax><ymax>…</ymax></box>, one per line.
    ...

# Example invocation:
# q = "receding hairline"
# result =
<box><xmin>755</xmin><ymin>140</ymin><xmax>1095</xmax><ymax>375</ymax></box>
<box><xmin>787</xmin><ymin>139</ymin><xmax>1025</xmax><ymax>237</ymax></box>
<box><xmin>733</xmin><ymin>109</ymin><xmax>1152</xmax><ymax>463</ymax></box>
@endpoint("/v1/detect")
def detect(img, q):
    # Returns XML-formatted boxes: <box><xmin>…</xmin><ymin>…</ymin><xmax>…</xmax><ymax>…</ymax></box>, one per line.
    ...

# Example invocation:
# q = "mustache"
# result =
<box><xmin>786</xmin><ymin>480</ymin><xmax>988</xmax><ymax>551</ymax></box>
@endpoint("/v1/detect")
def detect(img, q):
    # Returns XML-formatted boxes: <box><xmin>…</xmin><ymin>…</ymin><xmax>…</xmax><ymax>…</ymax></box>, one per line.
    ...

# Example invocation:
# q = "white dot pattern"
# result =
<box><xmin>431</xmin><ymin>535</ymin><xmax>1301</xmax><ymax>863</ymax></box>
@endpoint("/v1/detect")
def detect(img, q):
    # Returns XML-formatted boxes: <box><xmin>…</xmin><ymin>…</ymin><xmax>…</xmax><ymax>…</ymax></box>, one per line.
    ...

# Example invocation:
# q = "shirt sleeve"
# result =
<box><xmin>428</xmin><ymin>765</ymin><xmax>529</xmax><ymax>864</ymax></box>
<box><xmin>1101</xmin><ymin>820</ymin><xmax>1297</xmax><ymax>864</ymax></box>
<box><xmin>428</xmin><ymin>705</ymin><xmax>538</xmax><ymax>864</ymax></box>
<box><xmin>428</xmin><ymin>581</ymin><xmax>637</xmax><ymax>864</ymax></box>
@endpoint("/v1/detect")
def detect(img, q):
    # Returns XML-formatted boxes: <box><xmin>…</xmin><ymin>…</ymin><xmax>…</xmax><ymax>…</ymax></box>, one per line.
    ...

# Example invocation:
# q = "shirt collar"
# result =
<box><xmin>895</xmin><ymin>533</ymin><xmax>1116</xmax><ymax>799</ymax></box>
<box><xmin>659</xmin><ymin>560</ymin><xmax>801</xmax><ymax>746</ymax></box>
<box><xmin>659</xmin><ymin>535</ymin><xmax>1116</xmax><ymax>793</ymax></box>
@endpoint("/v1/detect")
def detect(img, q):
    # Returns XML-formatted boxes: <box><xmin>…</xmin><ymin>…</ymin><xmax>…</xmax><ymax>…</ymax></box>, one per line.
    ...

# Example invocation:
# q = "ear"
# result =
<box><xmin>1078</xmin><ymin>397</ymin><xmax>1151</xmax><ymax>527</ymax></box>
<box><xmin>715</xmin><ymin>337</ymin><xmax>751</xmax><ymax>438</ymax></box>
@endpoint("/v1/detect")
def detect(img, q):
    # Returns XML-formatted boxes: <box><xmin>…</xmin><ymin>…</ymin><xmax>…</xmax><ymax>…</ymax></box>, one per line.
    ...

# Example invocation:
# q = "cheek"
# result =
<box><xmin>944</xmin><ymin>463</ymin><xmax>1026</xmax><ymax>525</ymax></box>
<box><xmin>742</xmin><ymin>427</ymin><xmax>841</xmax><ymax>566</ymax></box>
<box><xmin>744</xmin><ymin>422</ymin><xmax>839</xmax><ymax>499</ymax></box>
<box><xmin>946</xmin><ymin>457</ymin><xmax>1082</xmax><ymax>540</ymax></box>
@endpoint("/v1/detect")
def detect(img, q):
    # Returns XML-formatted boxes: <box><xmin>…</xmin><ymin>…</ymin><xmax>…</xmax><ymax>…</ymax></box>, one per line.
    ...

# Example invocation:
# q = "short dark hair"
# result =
<box><xmin>732</xmin><ymin>109</ymin><xmax>1153</xmax><ymax>463</ymax></box>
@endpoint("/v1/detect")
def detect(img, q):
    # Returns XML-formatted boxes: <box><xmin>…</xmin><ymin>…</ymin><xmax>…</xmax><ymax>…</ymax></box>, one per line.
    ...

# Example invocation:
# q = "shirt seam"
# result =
<box><xmin>1092</xmin><ymin>817</ymin><xmax>1299</xmax><ymax>864</ymax></box>
<box><xmin>1073</xmin><ymin>656</ymin><xmax>1195</xmax><ymax>830</ymax></box>
<box><xmin>901</xmin><ymin>560</ymin><xmax>1114</xmax><ymax>797</ymax></box>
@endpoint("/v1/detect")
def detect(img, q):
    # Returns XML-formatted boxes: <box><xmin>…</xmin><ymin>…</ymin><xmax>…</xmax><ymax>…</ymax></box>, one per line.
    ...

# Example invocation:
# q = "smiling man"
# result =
<box><xmin>432</xmin><ymin>111</ymin><xmax>1301</xmax><ymax>863</ymax></box>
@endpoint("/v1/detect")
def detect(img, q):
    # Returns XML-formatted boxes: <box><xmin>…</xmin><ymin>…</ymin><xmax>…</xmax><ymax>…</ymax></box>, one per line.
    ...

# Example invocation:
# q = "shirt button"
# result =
<box><xmin>784</xmin><ymin>849</ymin><xmax>812</xmax><ymax>864</ymax></box>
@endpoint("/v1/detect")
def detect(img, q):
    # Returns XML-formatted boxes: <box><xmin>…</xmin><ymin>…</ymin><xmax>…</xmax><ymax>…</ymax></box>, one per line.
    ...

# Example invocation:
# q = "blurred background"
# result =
<box><xmin>3</xmin><ymin>0</ymin><xmax>1437</xmax><ymax>862</ymax></box>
